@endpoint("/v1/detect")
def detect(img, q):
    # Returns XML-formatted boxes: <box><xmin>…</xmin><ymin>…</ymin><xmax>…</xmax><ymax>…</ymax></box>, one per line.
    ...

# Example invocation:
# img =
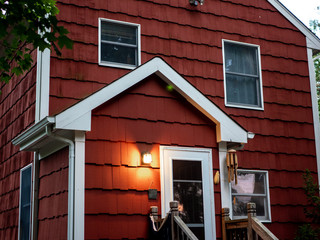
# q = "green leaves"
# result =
<box><xmin>309</xmin><ymin>20</ymin><xmax>320</xmax><ymax>118</ymax></box>
<box><xmin>295</xmin><ymin>170</ymin><xmax>320</xmax><ymax>240</ymax></box>
<box><xmin>0</xmin><ymin>0</ymin><xmax>73</xmax><ymax>83</ymax></box>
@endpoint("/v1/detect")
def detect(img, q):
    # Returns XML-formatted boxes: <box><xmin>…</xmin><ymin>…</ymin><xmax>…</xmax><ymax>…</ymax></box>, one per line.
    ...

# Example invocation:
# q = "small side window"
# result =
<box><xmin>99</xmin><ymin>18</ymin><xmax>140</xmax><ymax>69</ymax></box>
<box><xmin>223</xmin><ymin>40</ymin><xmax>264</xmax><ymax>110</ymax></box>
<box><xmin>231</xmin><ymin>170</ymin><xmax>271</xmax><ymax>222</ymax></box>
<box><xmin>19</xmin><ymin>164</ymin><xmax>32</xmax><ymax>240</ymax></box>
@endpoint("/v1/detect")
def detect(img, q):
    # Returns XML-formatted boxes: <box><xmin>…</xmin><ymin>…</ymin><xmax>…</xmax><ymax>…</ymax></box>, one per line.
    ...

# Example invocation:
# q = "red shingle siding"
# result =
<box><xmin>45</xmin><ymin>0</ymin><xmax>318</xmax><ymax>239</ymax></box>
<box><xmin>85</xmin><ymin>74</ymin><xmax>219</xmax><ymax>239</ymax></box>
<box><xmin>0</xmin><ymin>53</ymin><xmax>37</xmax><ymax>239</ymax></box>
<box><xmin>38</xmin><ymin>148</ymin><xmax>68</xmax><ymax>240</ymax></box>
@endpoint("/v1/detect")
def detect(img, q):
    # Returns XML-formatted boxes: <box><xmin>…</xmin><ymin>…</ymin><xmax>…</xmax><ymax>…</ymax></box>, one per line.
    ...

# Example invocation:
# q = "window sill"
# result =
<box><xmin>232</xmin><ymin>216</ymin><xmax>271</xmax><ymax>223</ymax></box>
<box><xmin>99</xmin><ymin>61</ymin><xmax>138</xmax><ymax>70</ymax></box>
<box><xmin>225</xmin><ymin>103</ymin><xmax>264</xmax><ymax>111</ymax></box>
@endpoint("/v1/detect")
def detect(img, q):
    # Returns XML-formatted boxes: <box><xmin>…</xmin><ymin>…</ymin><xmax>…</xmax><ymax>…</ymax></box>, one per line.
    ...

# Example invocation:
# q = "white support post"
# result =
<box><xmin>74</xmin><ymin>131</ymin><xmax>85</xmax><ymax>240</ymax></box>
<box><xmin>219</xmin><ymin>142</ymin><xmax>231</xmax><ymax>209</ymax></box>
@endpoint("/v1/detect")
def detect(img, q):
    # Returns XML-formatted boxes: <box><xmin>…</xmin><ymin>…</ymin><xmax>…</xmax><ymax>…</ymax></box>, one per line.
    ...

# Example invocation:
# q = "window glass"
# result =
<box><xmin>100</xmin><ymin>19</ymin><xmax>139</xmax><ymax>68</ymax></box>
<box><xmin>101</xmin><ymin>22</ymin><xmax>137</xmax><ymax>45</ymax></box>
<box><xmin>19</xmin><ymin>165</ymin><xmax>32</xmax><ymax>240</ymax></box>
<box><xmin>224</xmin><ymin>41</ymin><xmax>262</xmax><ymax>108</ymax></box>
<box><xmin>226</xmin><ymin>75</ymin><xmax>259</xmax><ymax>106</ymax></box>
<box><xmin>173</xmin><ymin>160</ymin><xmax>204</xmax><ymax>240</ymax></box>
<box><xmin>225</xmin><ymin>43</ymin><xmax>258</xmax><ymax>75</ymax></box>
<box><xmin>231</xmin><ymin>170</ymin><xmax>270</xmax><ymax>221</ymax></box>
<box><xmin>101</xmin><ymin>43</ymin><xmax>136</xmax><ymax>65</ymax></box>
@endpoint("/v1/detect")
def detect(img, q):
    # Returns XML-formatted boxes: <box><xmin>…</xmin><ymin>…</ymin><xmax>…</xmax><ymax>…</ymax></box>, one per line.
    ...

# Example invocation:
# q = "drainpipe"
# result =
<box><xmin>45</xmin><ymin>126</ymin><xmax>75</xmax><ymax>240</ymax></box>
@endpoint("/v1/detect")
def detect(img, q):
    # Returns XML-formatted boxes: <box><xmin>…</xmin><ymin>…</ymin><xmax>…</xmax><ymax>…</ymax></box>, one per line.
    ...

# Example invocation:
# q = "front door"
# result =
<box><xmin>160</xmin><ymin>146</ymin><xmax>216</xmax><ymax>240</ymax></box>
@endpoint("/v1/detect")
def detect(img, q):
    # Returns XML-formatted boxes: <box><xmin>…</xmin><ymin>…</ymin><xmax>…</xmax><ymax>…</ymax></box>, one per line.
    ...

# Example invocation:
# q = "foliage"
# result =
<box><xmin>0</xmin><ymin>0</ymin><xmax>73</xmax><ymax>83</ymax></box>
<box><xmin>294</xmin><ymin>170</ymin><xmax>320</xmax><ymax>240</ymax></box>
<box><xmin>295</xmin><ymin>224</ymin><xmax>318</xmax><ymax>240</ymax></box>
<box><xmin>316</xmin><ymin>57</ymin><xmax>320</xmax><ymax>115</ymax></box>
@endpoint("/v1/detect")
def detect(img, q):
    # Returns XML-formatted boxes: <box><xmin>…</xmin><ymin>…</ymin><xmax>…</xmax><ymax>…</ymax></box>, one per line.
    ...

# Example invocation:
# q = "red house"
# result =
<box><xmin>1</xmin><ymin>0</ymin><xmax>320</xmax><ymax>239</ymax></box>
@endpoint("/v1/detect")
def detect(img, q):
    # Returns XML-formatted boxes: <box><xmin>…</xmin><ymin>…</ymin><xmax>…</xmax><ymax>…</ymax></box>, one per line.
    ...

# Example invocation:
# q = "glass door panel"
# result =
<box><xmin>173</xmin><ymin>160</ymin><xmax>204</xmax><ymax>240</ymax></box>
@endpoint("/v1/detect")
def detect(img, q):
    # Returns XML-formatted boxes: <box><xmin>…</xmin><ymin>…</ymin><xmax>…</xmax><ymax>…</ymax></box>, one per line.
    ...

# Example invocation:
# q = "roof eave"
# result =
<box><xmin>268</xmin><ymin>0</ymin><xmax>320</xmax><ymax>50</ymax></box>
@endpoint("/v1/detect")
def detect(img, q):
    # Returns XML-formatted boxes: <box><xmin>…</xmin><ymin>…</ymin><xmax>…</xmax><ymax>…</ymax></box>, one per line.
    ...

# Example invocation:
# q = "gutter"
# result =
<box><xmin>12</xmin><ymin>117</ymin><xmax>76</xmax><ymax>240</ymax></box>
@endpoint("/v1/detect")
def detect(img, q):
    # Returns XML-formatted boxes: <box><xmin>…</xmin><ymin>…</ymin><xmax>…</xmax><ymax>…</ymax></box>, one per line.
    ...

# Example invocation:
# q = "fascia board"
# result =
<box><xmin>55</xmin><ymin>57</ymin><xmax>248</xmax><ymax>143</ymax></box>
<box><xmin>12</xmin><ymin>117</ymin><xmax>55</xmax><ymax>150</ymax></box>
<box><xmin>268</xmin><ymin>0</ymin><xmax>320</xmax><ymax>50</ymax></box>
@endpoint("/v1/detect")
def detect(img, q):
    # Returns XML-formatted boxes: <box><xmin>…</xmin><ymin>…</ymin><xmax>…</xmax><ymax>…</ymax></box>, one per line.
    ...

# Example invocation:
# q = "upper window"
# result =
<box><xmin>223</xmin><ymin>40</ymin><xmax>263</xmax><ymax>110</ymax></box>
<box><xmin>231</xmin><ymin>170</ymin><xmax>271</xmax><ymax>222</ymax></box>
<box><xmin>19</xmin><ymin>164</ymin><xmax>32</xmax><ymax>240</ymax></box>
<box><xmin>99</xmin><ymin>18</ymin><xmax>140</xmax><ymax>69</ymax></box>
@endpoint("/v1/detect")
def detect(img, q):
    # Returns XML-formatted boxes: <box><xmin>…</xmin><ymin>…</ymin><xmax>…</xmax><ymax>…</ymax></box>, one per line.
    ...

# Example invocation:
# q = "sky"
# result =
<box><xmin>279</xmin><ymin>0</ymin><xmax>320</xmax><ymax>36</ymax></box>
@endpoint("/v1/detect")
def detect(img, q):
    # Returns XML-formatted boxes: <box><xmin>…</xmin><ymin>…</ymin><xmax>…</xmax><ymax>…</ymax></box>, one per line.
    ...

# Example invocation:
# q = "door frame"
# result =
<box><xmin>160</xmin><ymin>146</ymin><xmax>216</xmax><ymax>239</ymax></box>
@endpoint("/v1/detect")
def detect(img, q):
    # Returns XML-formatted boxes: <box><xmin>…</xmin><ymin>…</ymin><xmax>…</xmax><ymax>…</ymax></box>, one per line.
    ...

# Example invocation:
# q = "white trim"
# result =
<box><xmin>219</xmin><ymin>142</ymin><xmax>230</xmax><ymax>208</ymax></box>
<box><xmin>30</xmin><ymin>153</ymin><xmax>38</xmax><ymax>240</ymax></box>
<box><xmin>267</xmin><ymin>0</ymin><xmax>320</xmax><ymax>50</ymax></box>
<box><xmin>160</xmin><ymin>146</ymin><xmax>216</xmax><ymax>240</ymax></box>
<box><xmin>55</xmin><ymin>57</ymin><xmax>248</xmax><ymax>143</ymax></box>
<box><xmin>229</xmin><ymin>169</ymin><xmax>272</xmax><ymax>223</ymax></box>
<box><xmin>35</xmin><ymin>48</ymin><xmax>50</xmax><ymax>123</ymax></box>
<box><xmin>98</xmin><ymin>18</ymin><xmax>141</xmax><ymax>69</ymax></box>
<box><xmin>222</xmin><ymin>39</ymin><xmax>264</xmax><ymax>110</ymax></box>
<box><xmin>18</xmin><ymin>163</ymin><xmax>33</xmax><ymax>240</ymax></box>
<box><xmin>74</xmin><ymin>131</ymin><xmax>85</xmax><ymax>240</ymax></box>
<box><xmin>307</xmin><ymin>48</ymin><xmax>320</xmax><ymax>185</ymax></box>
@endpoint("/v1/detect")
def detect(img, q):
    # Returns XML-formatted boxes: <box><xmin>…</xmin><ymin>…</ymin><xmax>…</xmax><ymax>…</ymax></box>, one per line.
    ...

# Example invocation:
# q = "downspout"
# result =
<box><xmin>45</xmin><ymin>126</ymin><xmax>75</xmax><ymax>240</ymax></box>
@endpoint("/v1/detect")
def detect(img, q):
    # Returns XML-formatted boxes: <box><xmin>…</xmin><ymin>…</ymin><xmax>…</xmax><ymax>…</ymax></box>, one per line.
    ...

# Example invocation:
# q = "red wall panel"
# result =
<box><xmin>38</xmin><ymin>148</ymin><xmax>69</xmax><ymax>240</ymax></box>
<box><xmin>0</xmin><ymin>55</ymin><xmax>36</xmax><ymax>239</ymax></box>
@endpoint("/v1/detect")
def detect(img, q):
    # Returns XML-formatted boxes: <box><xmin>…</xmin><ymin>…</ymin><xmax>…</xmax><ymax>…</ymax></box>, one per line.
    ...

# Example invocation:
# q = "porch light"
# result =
<box><xmin>142</xmin><ymin>152</ymin><xmax>152</xmax><ymax>164</ymax></box>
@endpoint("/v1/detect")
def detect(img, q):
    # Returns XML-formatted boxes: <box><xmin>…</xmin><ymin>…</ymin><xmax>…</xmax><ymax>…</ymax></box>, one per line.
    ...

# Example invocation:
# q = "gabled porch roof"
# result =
<box><xmin>55</xmin><ymin>57</ymin><xmax>250</xmax><ymax>143</ymax></box>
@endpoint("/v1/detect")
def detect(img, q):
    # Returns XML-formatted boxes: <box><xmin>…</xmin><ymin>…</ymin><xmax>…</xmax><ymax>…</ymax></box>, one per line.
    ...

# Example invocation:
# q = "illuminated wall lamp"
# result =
<box><xmin>142</xmin><ymin>152</ymin><xmax>152</xmax><ymax>165</ymax></box>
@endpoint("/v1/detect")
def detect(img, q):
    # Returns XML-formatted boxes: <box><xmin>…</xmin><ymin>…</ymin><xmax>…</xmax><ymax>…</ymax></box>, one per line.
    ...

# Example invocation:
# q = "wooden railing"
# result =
<box><xmin>150</xmin><ymin>201</ymin><xmax>198</xmax><ymax>240</ymax></box>
<box><xmin>222</xmin><ymin>203</ymin><xmax>278</xmax><ymax>240</ymax></box>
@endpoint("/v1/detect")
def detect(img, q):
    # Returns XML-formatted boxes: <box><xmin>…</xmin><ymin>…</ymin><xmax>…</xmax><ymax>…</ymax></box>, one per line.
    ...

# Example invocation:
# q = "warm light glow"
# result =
<box><xmin>142</xmin><ymin>152</ymin><xmax>152</xmax><ymax>164</ymax></box>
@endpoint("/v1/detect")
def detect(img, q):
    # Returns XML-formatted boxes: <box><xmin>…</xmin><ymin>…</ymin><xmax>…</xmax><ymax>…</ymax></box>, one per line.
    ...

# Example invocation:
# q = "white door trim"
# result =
<box><xmin>160</xmin><ymin>146</ymin><xmax>216</xmax><ymax>239</ymax></box>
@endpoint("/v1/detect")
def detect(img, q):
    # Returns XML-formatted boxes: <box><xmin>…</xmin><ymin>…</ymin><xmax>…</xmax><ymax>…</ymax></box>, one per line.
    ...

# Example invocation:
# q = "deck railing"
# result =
<box><xmin>222</xmin><ymin>203</ymin><xmax>279</xmax><ymax>240</ymax></box>
<box><xmin>150</xmin><ymin>201</ymin><xmax>198</xmax><ymax>240</ymax></box>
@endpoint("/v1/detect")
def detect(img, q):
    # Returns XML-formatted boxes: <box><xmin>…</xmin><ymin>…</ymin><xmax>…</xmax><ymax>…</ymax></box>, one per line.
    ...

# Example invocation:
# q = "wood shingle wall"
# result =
<box><xmin>0</xmin><ymin>52</ymin><xmax>37</xmax><ymax>239</ymax></box>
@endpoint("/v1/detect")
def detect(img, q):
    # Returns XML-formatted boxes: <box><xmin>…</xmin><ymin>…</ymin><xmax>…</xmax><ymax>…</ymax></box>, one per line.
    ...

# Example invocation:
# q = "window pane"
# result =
<box><xmin>225</xmin><ymin>43</ymin><xmax>258</xmax><ymax>75</ymax></box>
<box><xmin>189</xmin><ymin>227</ymin><xmax>205</xmax><ymax>240</ymax></box>
<box><xmin>231</xmin><ymin>172</ymin><xmax>266</xmax><ymax>194</ymax></box>
<box><xmin>101</xmin><ymin>22</ymin><xmax>137</xmax><ymax>45</ymax></box>
<box><xmin>173</xmin><ymin>182</ymin><xmax>204</xmax><ymax>224</ymax></box>
<box><xmin>101</xmin><ymin>43</ymin><xmax>136</xmax><ymax>65</ymax></box>
<box><xmin>173</xmin><ymin>160</ymin><xmax>202</xmax><ymax>181</ymax></box>
<box><xmin>226</xmin><ymin>74</ymin><xmax>260</xmax><ymax>106</ymax></box>
<box><xmin>232</xmin><ymin>196</ymin><xmax>267</xmax><ymax>218</ymax></box>
<box><xmin>20</xmin><ymin>166</ymin><xmax>32</xmax><ymax>240</ymax></box>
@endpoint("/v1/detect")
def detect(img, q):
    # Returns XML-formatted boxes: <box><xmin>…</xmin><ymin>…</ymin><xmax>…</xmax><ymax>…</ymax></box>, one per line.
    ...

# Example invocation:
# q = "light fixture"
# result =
<box><xmin>142</xmin><ymin>152</ymin><xmax>152</xmax><ymax>165</ymax></box>
<box><xmin>189</xmin><ymin>0</ymin><xmax>204</xmax><ymax>6</ymax></box>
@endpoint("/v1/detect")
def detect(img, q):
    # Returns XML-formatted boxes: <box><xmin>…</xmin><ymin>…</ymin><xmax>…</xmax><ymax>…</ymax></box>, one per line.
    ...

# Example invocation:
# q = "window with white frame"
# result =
<box><xmin>19</xmin><ymin>164</ymin><xmax>32</xmax><ymax>240</ymax></box>
<box><xmin>99</xmin><ymin>18</ymin><xmax>140</xmax><ymax>69</ymax></box>
<box><xmin>223</xmin><ymin>40</ymin><xmax>263</xmax><ymax>109</ymax></box>
<box><xmin>231</xmin><ymin>170</ymin><xmax>271</xmax><ymax>222</ymax></box>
